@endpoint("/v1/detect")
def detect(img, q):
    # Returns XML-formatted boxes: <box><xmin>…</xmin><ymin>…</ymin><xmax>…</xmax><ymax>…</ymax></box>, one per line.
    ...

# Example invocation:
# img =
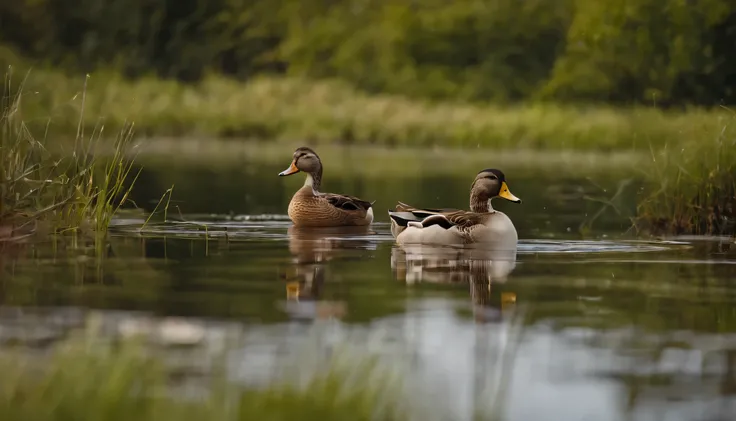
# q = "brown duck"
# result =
<box><xmin>278</xmin><ymin>147</ymin><xmax>374</xmax><ymax>227</ymax></box>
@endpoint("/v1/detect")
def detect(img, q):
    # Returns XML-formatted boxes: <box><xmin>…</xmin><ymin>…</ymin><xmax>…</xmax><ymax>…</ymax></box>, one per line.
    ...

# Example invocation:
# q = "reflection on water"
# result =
<box><xmin>282</xmin><ymin>226</ymin><xmax>378</xmax><ymax>319</ymax></box>
<box><xmin>3</xmin><ymin>217</ymin><xmax>736</xmax><ymax>421</ymax></box>
<box><xmin>3</xmin><ymin>147</ymin><xmax>736</xmax><ymax>420</ymax></box>
<box><xmin>391</xmin><ymin>242</ymin><xmax>519</xmax><ymax>324</ymax></box>
<box><xmin>391</xmin><ymin>243</ymin><xmax>517</xmax><ymax>285</ymax></box>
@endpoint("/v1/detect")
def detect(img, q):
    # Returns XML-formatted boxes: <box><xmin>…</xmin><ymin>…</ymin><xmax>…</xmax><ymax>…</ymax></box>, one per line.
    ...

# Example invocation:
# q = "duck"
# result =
<box><xmin>388</xmin><ymin>169</ymin><xmax>521</xmax><ymax>246</ymax></box>
<box><xmin>278</xmin><ymin>146</ymin><xmax>374</xmax><ymax>227</ymax></box>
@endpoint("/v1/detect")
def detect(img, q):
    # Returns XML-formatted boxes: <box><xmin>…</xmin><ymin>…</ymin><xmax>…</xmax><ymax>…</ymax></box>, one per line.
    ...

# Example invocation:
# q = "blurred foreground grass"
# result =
<box><xmin>6</xmin><ymin>64</ymin><xmax>734</xmax><ymax>152</ymax></box>
<box><xmin>0</xmin><ymin>333</ymin><xmax>412</xmax><ymax>421</ymax></box>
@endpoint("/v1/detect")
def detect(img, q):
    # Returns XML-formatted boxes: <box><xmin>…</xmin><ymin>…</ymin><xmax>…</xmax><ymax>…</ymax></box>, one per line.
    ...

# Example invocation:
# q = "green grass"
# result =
<box><xmin>4</xmin><ymin>62</ymin><xmax>733</xmax><ymax>152</ymax></box>
<box><xmin>634</xmin><ymin>113</ymin><xmax>736</xmax><ymax>236</ymax></box>
<box><xmin>0</xmin><ymin>329</ymin><xmax>415</xmax><ymax>421</ymax></box>
<box><xmin>1</xmin><ymin>69</ymin><xmax>140</xmax><ymax>241</ymax></box>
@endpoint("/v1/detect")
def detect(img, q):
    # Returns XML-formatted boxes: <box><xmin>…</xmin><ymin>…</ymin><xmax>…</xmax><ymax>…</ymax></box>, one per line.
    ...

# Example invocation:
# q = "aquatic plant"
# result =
<box><xmin>634</xmin><ymin>111</ymin><xmax>736</xmax><ymax>236</ymax></box>
<box><xmin>0</xmin><ymin>69</ymin><xmax>140</xmax><ymax>241</ymax></box>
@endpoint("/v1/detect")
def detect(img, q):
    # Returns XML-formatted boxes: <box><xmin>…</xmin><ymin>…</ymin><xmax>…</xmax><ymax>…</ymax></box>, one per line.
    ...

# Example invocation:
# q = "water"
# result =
<box><xmin>3</xmin><ymin>144</ymin><xmax>736</xmax><ymax>421</ymax></box>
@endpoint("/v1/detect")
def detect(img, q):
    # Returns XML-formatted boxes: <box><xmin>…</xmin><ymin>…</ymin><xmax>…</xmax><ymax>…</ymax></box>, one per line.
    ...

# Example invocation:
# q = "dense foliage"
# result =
<box><xmin>1</xmin><ymin>0</ymin><xmax>735</xmax><ymax>105</ymax></box>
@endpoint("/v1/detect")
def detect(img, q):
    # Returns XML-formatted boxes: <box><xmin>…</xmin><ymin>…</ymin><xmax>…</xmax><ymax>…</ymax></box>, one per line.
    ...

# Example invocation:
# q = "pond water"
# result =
<box><xmin>2</xmin><ymin>143</ymin><xmax>736</xmax><ymax>421</ymax></box>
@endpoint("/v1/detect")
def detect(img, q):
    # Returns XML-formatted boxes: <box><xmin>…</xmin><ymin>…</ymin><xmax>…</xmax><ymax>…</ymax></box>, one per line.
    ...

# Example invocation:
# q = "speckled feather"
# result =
<box><xmin>281</xmin><ymin>146</ymin><xmax>374</xmax><ymax>227</ymax></box>
<box><xmin>288</xmin><ymin>186</ymin><xmax>373</xmax><ymax>227</ymax></box>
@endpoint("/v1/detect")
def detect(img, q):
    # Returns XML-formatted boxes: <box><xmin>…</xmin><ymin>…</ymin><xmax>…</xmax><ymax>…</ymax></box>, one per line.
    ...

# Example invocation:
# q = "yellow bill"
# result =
<box><xmin>286</xmin><ymin>281</ymin><xmax>300</xmax><ymax>300</ymax></box>
<box><xmin>498</xmin><ymin>181</ymin><xmax>521</xmax><ymax>203</ymax></box>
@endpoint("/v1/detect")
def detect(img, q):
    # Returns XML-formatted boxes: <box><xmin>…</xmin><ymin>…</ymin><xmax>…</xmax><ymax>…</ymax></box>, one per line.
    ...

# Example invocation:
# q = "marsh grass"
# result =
<box><xmin>635</xmin><ymin>111</ymin><xmax>736</xmax><ymax>236</ymax></box>
<box><xmin>1</xmin><ymin>69</ymin><xmax>140</xmax><ymax>241</ymax></box>
<box><xmin>0</xmin><ymin>330</ymin><xmax>411</xmax><ymax>421</ymax></box>
<box><xmin>6</xmin><ymin>63</ymin><xmax>732</xmax><ymax>151</ymax></box>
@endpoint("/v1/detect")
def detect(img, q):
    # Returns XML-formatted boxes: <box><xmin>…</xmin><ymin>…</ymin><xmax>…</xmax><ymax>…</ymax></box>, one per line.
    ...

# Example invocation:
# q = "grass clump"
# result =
<box><xmin>635</xmin><ymin>112</ymin><xmax>736</xmax><ymax>236</ymax></box>
<box><xmin>0</xmin><ymin>330</ymin><xmax>411</xmax><ymax>421</ymax></box>
<box><xmin>0</xmin><ymin>69</ymin><xmax>140</xmax><ymax>241</ymax></box>
<box><xmin>8</xmin><ymin>64</ymin><xmax>733</xmax><ymax>152</ymax></box>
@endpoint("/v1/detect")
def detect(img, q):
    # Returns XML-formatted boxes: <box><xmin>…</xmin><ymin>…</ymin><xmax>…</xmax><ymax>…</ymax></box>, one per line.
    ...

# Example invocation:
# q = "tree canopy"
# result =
<box><xmin>2</xmin><ymin>0</ymin><xmax>735</xmax><ymax>106</ymax></box>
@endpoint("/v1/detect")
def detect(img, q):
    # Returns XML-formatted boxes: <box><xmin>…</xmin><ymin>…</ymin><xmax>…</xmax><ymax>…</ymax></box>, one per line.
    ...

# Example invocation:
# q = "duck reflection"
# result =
<box><xmin>391</xmin><ymin>243</ymin><xmax>518</xmax><ymax>323</ymax></box>
<box><xmin>280</xmin><ymin>225</ymin><xmax>374</xmax><ymax>320</ymax></box>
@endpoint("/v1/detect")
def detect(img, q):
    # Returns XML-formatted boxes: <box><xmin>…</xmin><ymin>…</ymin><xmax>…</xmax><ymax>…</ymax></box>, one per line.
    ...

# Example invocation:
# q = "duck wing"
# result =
<box><xmin>323</xmin><ymin>193</ymin><xmax>373</xmax><ymax>212</ymax></box>
<box><xmin>389</xmin><ymin>205</ymin><xmax>491</xmax><ymax>231</ymax></box>
<box><xmin>419</xmin><ymin>210</ymin><xmax>490</xmax><ymax>230</ymax></box>
<box><xmin>394</xmin><ymin>201</ymin><xmax>461</xmax><ymax>218</ymax></box>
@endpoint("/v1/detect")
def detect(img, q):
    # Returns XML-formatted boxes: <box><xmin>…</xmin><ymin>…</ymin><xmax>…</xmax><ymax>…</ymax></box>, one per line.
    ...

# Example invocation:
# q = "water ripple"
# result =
<box><xmin>110</xmin><ymin>214</ymin><xmax>700</xmax><ymax>256</ymax></box>
<box><xmin>518</xmin><ymin>239</ymin><xmax>690</xmax><ymax>254</ymax></box>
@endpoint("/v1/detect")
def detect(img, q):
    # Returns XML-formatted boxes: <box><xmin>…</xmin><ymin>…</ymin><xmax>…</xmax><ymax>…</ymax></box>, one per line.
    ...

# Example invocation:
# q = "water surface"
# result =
<box><xmin>2</xmin><ymin>144</ymin><xmax>735</xmax><ymax>421</ymax></box>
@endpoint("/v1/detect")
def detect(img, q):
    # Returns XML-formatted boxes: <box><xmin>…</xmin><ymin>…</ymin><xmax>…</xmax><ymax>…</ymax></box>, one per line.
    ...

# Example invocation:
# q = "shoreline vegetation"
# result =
<box><xmin>1</xmin><ymin>71</ymin><xmax>140</xmax><ymax>242</ymax></box>
<box><xmin>6</xmin><ymin>65</ymin><xmax>735</xmax><ymax>152</ymax></box>
<box><xmin>634</xmin><ymin>122</ymin><xmax>736</xmax><ymax>237</ymax></box>
<box><xmin>2</xmin><ymin>65</ymin><xmax>736</xmax><ymax>237</ymax></box>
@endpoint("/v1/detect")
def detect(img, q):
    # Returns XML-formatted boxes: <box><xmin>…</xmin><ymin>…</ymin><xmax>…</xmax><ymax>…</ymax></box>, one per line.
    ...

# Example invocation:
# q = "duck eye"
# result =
<box><xmin>486</xmin><ymin>175</ymin><xmax>497</xmax><ymax>180</ymax></box>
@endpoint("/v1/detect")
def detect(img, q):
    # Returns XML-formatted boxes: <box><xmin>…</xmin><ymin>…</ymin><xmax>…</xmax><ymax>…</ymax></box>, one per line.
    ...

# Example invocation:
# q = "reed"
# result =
<box><xmin>0</xmin><ymin>69</ymin><xmax>140</xmax><ymax>241</ymax></box>
<box><xmin>634</xmin><ymin>110</ymin><xmax>736</xmax><ymax>236</ymax></box>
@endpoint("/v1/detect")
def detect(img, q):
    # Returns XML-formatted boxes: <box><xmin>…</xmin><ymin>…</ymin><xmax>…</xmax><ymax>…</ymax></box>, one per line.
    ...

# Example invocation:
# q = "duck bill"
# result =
<box><xmin>279</xmin><ymin>160</ymin><xmax>300</xmax><ymax>176</ymax></box>
<box><xmin>286</xmin><ymin>281</ymin><xmax>300</xmax><ymax>300</ymax></box>
<box><xmin>499</xmin><ymin>182</ymin><xmax>522</xmax><ymax>203</ymax></box>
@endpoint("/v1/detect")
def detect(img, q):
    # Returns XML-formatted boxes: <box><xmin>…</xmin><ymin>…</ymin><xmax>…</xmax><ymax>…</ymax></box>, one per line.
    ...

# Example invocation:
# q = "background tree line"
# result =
<box><xmin>1</xmin><ymin>0</ymin><xmax>735</xmax><ymax>106</ymax></box>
